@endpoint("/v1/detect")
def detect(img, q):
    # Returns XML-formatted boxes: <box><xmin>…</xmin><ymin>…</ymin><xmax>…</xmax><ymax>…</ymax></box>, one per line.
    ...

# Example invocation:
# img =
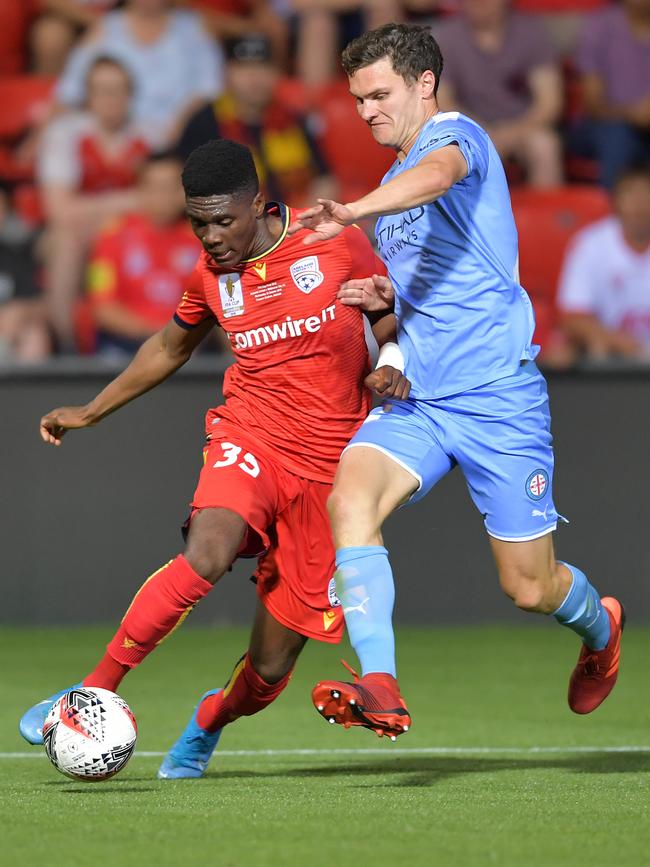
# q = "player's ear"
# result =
<box><xmin>252</xmin><ymin>191</ymin><xmax>266</xmax><ymax>218</ymax></box>
<box><xmin>420</xmin><ymin>69</ymin><xmax>436</xmax><ymax>100</ymax></box>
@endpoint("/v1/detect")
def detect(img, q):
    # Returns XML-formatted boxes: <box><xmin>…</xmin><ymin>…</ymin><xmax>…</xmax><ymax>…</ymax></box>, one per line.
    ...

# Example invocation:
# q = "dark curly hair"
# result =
<box><xmin>181</xmin><ymin>139</ymin><xmax>259</xmax><ymax>199</ymax></box>
<box><xmin>342</xmin><ymin>23</ymin><xmax>444</xmax><ymax>95</ymax></box>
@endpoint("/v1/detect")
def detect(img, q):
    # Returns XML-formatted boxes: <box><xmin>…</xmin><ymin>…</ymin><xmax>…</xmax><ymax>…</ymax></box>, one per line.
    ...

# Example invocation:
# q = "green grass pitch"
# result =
<box><xmin>1</xmin><ymin>624</ymin><xmax>649</xmax><ymax>866</ymax></box>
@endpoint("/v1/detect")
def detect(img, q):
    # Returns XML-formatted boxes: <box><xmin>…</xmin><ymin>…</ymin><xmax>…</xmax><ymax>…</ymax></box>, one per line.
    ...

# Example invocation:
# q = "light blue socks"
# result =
<box><xmin>553</xmin><ymin>562</ymin><xmax>611</xmax><ymax>650</ymax></box>
<box><xmin>335</xmin><ymin>546</ymin><xmax>396</xmax><ymax>677</ymax></box>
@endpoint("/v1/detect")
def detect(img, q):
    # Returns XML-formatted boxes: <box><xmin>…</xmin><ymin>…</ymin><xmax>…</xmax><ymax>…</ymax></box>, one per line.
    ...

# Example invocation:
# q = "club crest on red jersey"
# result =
<box><xmin>290</xmin><ymin>255</ymin><xmax>324</xmax><ymax>293</ymax></box>
<box><xmin>218</xmin><ymin>273</ymin><xmax>245</xmax><ymax>318</ymax></box>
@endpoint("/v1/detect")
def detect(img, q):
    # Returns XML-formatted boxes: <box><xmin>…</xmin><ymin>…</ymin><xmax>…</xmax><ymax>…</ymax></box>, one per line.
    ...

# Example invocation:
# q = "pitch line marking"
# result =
<box><xmin>2</xmin><ymin>746</ymin><xmax>650</xmax><ymax>760</ymax></box>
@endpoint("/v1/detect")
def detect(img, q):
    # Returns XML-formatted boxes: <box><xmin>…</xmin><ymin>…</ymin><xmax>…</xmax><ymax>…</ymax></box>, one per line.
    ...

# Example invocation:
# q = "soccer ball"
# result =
<box><xmin>43</xmin><ymin>687</ymin><xmax>137</xmax><ymax>781</ymax></box>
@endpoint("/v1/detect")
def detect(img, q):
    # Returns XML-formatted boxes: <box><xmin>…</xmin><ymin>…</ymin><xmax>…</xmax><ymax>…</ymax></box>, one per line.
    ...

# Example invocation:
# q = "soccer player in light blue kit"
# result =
<box><xmin>291</xmin><ymin>23</ymin><xmax>625</xmax><ymax>738</ymax></box>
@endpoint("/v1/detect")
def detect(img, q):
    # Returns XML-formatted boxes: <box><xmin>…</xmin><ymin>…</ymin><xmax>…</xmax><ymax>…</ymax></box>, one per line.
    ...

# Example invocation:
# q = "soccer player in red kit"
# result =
<box><xmin>19</xmin><ymin>139</ymin><xmax>410</xmax><ymax>779</ymax></box>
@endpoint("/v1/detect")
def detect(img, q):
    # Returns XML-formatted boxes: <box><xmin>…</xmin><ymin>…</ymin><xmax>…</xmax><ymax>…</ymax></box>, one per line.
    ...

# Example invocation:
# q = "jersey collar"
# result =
<box><xmin>241</xmin><ymin>201</ymin><xmax>289</xmax><ymax>264</ymax></box>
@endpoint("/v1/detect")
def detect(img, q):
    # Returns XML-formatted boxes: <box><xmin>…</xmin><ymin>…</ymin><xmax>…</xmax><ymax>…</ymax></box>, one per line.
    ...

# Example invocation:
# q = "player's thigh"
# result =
<box><xmin>454</xmin><ymin>365</ymin><xmax>563</xmax><ymax>544</ymax></box>
<box><xmin>247</xmin><ymin>599</ymin><xmax>308</xmax><ymax>683</ymax></box>
<box><xmin>329</xmin><ymin>403</ymin><xmax>454</xmax><ymax>546</ymax></box>
<box><xmin>184</xmin><ymin>508</ymin><xmax>248</xmax><ymax>584</ymax></box>
<box><xmin>187</xmin><ymin>431</ymin><xmax>295</xmax><ymax>578</ymax></box>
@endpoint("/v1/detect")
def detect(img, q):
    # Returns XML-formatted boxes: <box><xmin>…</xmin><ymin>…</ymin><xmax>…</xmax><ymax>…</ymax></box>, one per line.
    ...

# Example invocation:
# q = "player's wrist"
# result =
<box><xmin>344</xmin><ymin>201</ymin><xmax>364</xmax><ymax>223</ymax></box>
<box><xmin>376</xmin><ymin>341</ymin><xmax>404</xmax><ymax>373</ymax></box>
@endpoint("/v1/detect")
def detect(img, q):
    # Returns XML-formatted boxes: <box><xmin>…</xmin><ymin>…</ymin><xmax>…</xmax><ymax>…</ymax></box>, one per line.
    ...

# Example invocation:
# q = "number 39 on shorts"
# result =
<box><xmin>212</xmin><ymin>442</ymin><xmax>260</xmax><ymax>478</ymax></box>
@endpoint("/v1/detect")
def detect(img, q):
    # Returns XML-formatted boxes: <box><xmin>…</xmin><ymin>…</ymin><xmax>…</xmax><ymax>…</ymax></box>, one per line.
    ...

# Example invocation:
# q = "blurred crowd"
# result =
<box><xmin>0</xmin><ymin>0</ymin><xmax>648</xmax><ymax>367</ymax></box>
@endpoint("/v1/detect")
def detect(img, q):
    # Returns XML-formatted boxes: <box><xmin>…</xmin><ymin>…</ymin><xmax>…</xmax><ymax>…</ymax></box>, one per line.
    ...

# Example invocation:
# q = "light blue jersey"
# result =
<box><xmin>375</xmin><ymin>111</ymin><xmax>537</xmax><ymax>399</ymax></box>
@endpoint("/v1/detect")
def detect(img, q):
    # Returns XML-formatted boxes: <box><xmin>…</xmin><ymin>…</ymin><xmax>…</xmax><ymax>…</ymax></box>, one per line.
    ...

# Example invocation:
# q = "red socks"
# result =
<box><xmin>83</xmin><ymin>555</ymin><xmax>213</xmax><ymax>692</ymax></box>
<box><xmin>196</xmin><ymin>653</ymin><xmax>292</xmax><ymax>733</ymax></box>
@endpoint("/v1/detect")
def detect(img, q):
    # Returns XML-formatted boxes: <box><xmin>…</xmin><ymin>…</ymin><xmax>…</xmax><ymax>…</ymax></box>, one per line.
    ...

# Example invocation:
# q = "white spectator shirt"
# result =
<box><xmin>557</xmin><ymin>216</ymin><xmax>650</xmax><ymax>349</ymax></box>
<box><xmin>56</xmin><ymin>10</ymin><xmax>223</xmax><ymax>147</ymax></box>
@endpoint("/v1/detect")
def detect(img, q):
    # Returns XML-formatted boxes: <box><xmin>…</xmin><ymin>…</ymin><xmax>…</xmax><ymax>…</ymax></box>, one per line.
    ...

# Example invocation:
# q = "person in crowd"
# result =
<box><xmin>38</xmin><ymin>56</ymin><xmax>149</xmax><ymax>349</ymax></box>
<box><xmin>29</xmin><ymin>10</ymin><xmax>79</xmax><ymax>77</ymax></box>
<box><xmin>434</xmin><ymin>0</ymin><xmax>564</xmax><ymax>187</ymax></box>
<box><xmin>178</xmin><ymin>34</ymin><xmax>337</xmax><ymax>207</ymax></box>
<box><xmin>55</xmin><ymin>0</ymin><xmax>224</xmax><ymax>148</ymax></box>
<box><xmin>292</xmin><ymin>0</ymin><xmax>401</xmax><ymax>87</ymax></box>
<box><xmin>558</xmin><ymin>162</ymin><xmax>650</xmax><ymax>362</ymax></box>
<box><xmin>0</xmin><ymin>185</ymin><xmax>52</xmax><ymax>363</ymax></box>
<box><xmin>572</xmin><ymin>0</ymin><xmax>650</xmax><ymax>188</ymax></box>
<box><xmin>86</xmin><ymin>153</ymin><xmax>205</xmax><ymax>356</ymax></box>
<box><xmin>184</xmin><ymin>0</ymin><xmax>289</xmax><ymax>67</ymax></box>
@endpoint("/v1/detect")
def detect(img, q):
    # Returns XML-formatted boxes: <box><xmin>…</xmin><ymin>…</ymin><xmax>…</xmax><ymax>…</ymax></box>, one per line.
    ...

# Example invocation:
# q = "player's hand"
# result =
<box><xmin>338</xmin><ymin>274</ymin><xmax>394</xmax><ymax>311</ymax></box>
<box><xmin>39</xmin><ymin>406</ymin><xmax>95</xmax><ymax>446</ymax></box>
<box><xmin>288</xmin><ymin>199</ymin><xmax>355</xmax><ymax>245</ymax></box>
<box><xmin>365</xmin><ymin>366</ymin><xmax>411</xmax><ymax>403</ymax></box>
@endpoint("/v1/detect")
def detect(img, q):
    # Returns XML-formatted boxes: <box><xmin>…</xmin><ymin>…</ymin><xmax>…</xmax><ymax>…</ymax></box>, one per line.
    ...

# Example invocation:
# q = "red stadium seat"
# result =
<box><xmin>0</xmin><ymin>76</ymin><xmax>55</xmax><ymax>181</ymax></box>
<box><xmin>511</xmin><ymin>185</ymin><xmax>610</xmax><ymax>348</ymax></box>
<box><xmin>314</xmin><ymin>80</ymin><xmax>394</xmax><ymax>202</ymax></box>
<box><xmin>12</xmin><ymin>184</ymin><xmax>44</xmax><ymax>227</ymax></box>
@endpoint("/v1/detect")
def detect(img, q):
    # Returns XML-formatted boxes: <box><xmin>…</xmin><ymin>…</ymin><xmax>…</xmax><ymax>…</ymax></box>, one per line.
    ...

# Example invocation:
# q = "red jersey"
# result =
<box><xmin>175</xmin><ymin>203</ymin><xmax>383</xmax><ymax>482</ymax></box>
<box><xmin>88</xmin><ymin>214</ymin><xmax>201</xmax><ymax>328</ymax></box>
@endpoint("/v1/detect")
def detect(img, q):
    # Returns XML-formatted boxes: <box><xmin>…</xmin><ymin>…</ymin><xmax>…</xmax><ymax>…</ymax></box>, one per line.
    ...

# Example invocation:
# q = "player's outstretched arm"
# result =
<box><xmin>39</xmin><ymin>317</ymin><xmax>215</xmax><ymax>446</ymax></box>
<box><xmin>290</xmin><ymin>146</ymin><xmax>468</xmax><ymax>245</ymax></box>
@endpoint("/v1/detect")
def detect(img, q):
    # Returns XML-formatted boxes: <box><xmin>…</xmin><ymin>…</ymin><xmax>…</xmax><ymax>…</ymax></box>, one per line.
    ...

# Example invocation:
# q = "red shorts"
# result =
<box><xmin>190</xmin><ymin>424</ymin><xmax>344</xmax><ymax>643</ymax></box>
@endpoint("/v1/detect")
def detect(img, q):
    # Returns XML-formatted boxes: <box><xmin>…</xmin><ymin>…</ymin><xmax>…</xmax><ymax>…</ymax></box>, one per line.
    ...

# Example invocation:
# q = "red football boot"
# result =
<box><xmin>311</xmin><ymin>660</ymin><xmax>411</xmax><ymax>740</ymax></box>
<box><xmin>568</xmin><ymin>596</ymin><xmax>625</xmax><ymax>715</ymax></box>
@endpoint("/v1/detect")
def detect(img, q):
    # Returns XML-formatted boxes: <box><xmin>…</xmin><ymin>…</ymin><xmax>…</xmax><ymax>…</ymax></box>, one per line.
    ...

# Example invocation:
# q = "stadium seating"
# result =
<box><xmin>511</xmin><ymin>185</ymin><xmax>610</xmax><ymax>348</ymax></box>
<box><xmin>0</xmin><ymin>76</ymin><xmax>55</xmax><ymax>182</ymax></box>
<box><xmin>313</xmin><ymin>80</ymin><xmax>395</xmax><ymax>203</ymax></box>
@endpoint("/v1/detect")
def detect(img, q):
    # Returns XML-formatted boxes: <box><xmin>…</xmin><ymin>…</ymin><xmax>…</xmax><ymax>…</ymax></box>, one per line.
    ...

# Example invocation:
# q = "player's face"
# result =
<box><xmin>349</xmin><ymin>58</ymin><xmax>437</xmax><ymax>155</ymax></box>
<box><xmin>186</xmin><ymin>192</ymin><xmax>265</xmax><ymax>267</ymax></box>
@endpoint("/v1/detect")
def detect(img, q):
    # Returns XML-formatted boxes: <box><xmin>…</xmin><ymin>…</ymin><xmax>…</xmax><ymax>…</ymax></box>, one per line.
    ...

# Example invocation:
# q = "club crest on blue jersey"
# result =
<box><xmin>290</xmin><ymin>255</ymin><xmax>324</xmax><ymax>293</ymax></box>
<box><xmin>526</xmin><ymin>469</ymin><xmax>548</xmax><ymax>500</ymax></box>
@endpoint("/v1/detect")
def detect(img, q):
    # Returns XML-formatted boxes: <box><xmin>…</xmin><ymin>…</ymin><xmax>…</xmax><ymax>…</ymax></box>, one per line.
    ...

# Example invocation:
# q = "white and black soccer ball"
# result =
<box><xmin>42</xmin><ymin>687</ymin><xmax>137</xmax><ymax>781</ymax></box>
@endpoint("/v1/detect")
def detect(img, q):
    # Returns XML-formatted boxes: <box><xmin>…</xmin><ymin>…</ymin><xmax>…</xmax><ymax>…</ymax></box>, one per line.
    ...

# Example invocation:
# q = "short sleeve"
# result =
<box><xmin>342</xmin><ymin>225</ymin><xmax>386</xmax><ymax>279</ymax></box>
<box><xmin>37</xmin><ymin>116</ymin><xmax>82</xmax><ymax>188</ymax></box>
<box><xmin>181</xmin><ymin>12</ymin><xmax>224</xmax><ymax>101</ymax></box>
<box><xmin>556</xmin><ymin>231</ymin><xmax>599</xmax><ymax>314</ymax></box>
<box><xmin>414</xmin><ymin>117</ymin><xmax>489</xmax><ymax>181</ymax></box>
<box><xmin>575</xmin><ymin>13</ymin><xmax>605</xmax><ymax>77</ymax></box>
<box><xmin>174</xmin><ymin>263</ymin><xmax>215</xmax><ymax>329</ymax></box>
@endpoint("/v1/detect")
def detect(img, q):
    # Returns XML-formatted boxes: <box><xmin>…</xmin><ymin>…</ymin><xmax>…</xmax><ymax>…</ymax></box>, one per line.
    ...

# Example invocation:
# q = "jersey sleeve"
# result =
<box><xmin>413</xmin><ymin>116</ymin><xmax>489</xmax><ymax>181</ymax></box>
<box><xmin>556</xmin><ymin>230</ymin><xmax>599</xmax><ymax>314</ymax></box>
<box><xmin>174</xmin><ymin>262</ymin><xmax>215</xmax><ymax>329</ymax></box>
<box><xmin>341</xmin><ymin>225</ymin><xmax>387</xmax><ymax>279</ymax></box>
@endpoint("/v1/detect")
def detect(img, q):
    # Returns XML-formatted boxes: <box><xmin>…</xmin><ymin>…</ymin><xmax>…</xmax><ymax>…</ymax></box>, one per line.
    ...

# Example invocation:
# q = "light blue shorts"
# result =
<box><xmin>345</xmin><ymin>363</ymin><xmax>565</xmax><ymax>542</ymax></box>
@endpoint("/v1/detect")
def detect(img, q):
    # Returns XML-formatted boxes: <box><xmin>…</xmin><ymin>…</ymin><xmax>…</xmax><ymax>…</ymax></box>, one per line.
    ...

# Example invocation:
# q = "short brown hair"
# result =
<box><xmin>342</xmin><ymin>23</ymin><xmax>444</xmax><ymax>94</ymax></box>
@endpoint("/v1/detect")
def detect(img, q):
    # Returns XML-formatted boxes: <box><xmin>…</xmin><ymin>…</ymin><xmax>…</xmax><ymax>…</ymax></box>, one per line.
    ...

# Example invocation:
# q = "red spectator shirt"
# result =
<box><xmin>38</xmin><ymin>114</ymin><xmax>149</xmax><ymax>194</ymax></box>
<box><xmin>88</xmin><ymin>214</ymin><xmax>201</xmax><ymax>328</ymax></box>
<box><xmin>175</xmin><ymin>203</ymin><xmax>382</xmax><ymax>482</ymax></box>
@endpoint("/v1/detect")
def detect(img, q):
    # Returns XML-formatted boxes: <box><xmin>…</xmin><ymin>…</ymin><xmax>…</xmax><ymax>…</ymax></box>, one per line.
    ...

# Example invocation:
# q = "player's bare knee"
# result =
<box><xmin>184</xmin><ymin>510</ymin><xmax>246</xmax><ymax>584</ymax></box>
<box><xmin>328</xmin><ymin>487</ymin><xmax>380</xmax><ymax>539</ymax></box>
<box><xmin>502</xmin><ymin>573</ymin><xmax>555</xmax><ymax>613</ymax></box>
<box><xmin>248</xmin><ymin>649</ymin><xmax>294</xmax><ymax>684</ymax></box>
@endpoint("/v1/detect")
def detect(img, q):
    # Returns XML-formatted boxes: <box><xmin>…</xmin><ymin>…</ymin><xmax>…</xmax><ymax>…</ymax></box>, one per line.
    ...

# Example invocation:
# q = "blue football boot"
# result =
<box><xmin>19</xmin><ymin>682</ymin><xmax>82</xmax><ymax>745</ymax></box>
<box><xmin>158</xmin><ymin>689</ymin><xmax>223</xmax><ymax>779</ymax></box>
